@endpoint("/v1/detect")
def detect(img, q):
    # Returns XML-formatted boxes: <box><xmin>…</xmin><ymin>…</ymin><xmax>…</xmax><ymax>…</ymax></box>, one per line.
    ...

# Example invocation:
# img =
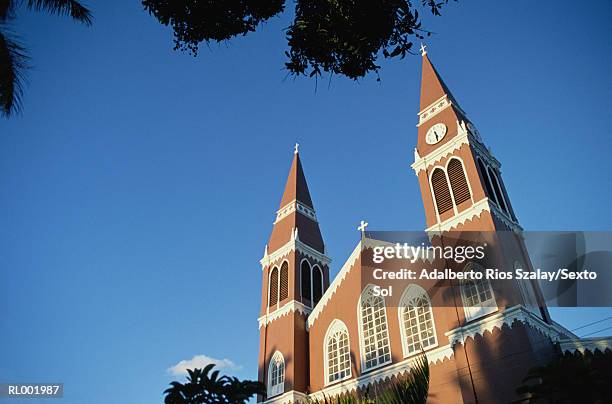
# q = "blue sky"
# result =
<box><xmin>1</xmin><ymin>1</ymin><xmax>612</xmax><ymax>403</ymax></box>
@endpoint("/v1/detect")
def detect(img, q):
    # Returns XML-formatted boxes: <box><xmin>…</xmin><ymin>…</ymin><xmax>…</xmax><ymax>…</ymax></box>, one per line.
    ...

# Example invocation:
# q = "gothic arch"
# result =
<box><xmin>267</xmin><ymin>351</ymin><xmax>285</xmax><ymax>397</ymax></box>
<box><xmin>476</xmin><ymin>157</ymin><xmax>498</xmax><ymax>205</ymax></box>
<box><xmin>324</xmin><ymin>319</ymin><xmax>352</xmax><ymax>385</ymax></box>
<box><xmin>312</xmin><ymin>264</ymin><xmax>324</xmax><ymax>306</ymax></box>
<box><xmin>398</xmin><ymin>284</ymin><xmax>438</xmax><ymax>358</ymax></box>
<box><xmin>279</xmin><ymin>261</ymin><xmax>289</xmax><ymax>302</ymax></box>
<box><xmin>300</xmin><ymin>258</ymin><xmax>311</xmax><ymax>305</ymax></box>
<box><xmin>430</xmin><ymin>167</ymin><xmax>454</xmax><ymax>216</ymax></box>
<box><xmin>357</xmin><ymin>284</ymin><xmax>392</xmax><ymax>372</ymax></box>
<box><xmin>447</xmin><ymin>157</ymin><xmax>472</xmax><ymax>206</ymax></box>
<box><xmin>268</xmin><ymin>266</ymin><xmax>279</xmax><ymax>308</ymax></box>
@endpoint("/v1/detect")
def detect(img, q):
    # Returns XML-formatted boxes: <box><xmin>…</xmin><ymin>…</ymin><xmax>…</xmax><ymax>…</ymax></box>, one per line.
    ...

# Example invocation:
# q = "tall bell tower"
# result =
<box><xmin>257</xmin><ymin>145</ymin><xmax>331</xmax><ymax>402</ymax></box>
<box><xmin>411</xmin><ymin>46</ymin><xmax>521</xmax><ymax>234</ymax></box>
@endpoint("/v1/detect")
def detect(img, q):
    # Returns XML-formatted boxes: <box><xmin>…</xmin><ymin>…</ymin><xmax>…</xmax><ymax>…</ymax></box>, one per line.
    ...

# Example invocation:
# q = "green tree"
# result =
<box><xmin>0</xmin><ymin>0</ymin><xmax>92</xmax><ymax>117</ymax></box>
<box><xmin>142</xmin><ymin>0</ymin><xmax>453</xmax><ymax>81</ymax></box>
<box><xmin>516</xmin><ymin>349</ymin><xmax>612</xmax><ymax>403</ymax></box>
<box><xmin>163</xmin><ymin>364</ymin><xmax>265</xmax><ymax>404</ymax></box>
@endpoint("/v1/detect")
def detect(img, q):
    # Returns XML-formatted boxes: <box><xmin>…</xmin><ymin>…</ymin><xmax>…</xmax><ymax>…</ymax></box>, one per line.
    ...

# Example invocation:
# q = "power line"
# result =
<box><xmin>571</xmin><ymin>315</ymin><xmax>612</xmax><ymax>332</ymax></box>
<box><xmin>581</xmin><ymin>325</ymin><xmax>612</xmax><ymax>338</ymax></box>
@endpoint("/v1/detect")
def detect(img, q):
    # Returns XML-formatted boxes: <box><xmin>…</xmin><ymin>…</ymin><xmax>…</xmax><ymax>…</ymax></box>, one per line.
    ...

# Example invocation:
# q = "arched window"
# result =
<box><xmin>267</xmin><ymin>351</ymin><xmax>285</xmax><ymax>397</ymax></box>
<box><xmin>431</xmin><ymin>168</ymin><xmax>453</xmax><ymax>215</ymax></box>
<box><xmin>300</xmin><ymin>260</ymin><xmax>311</xmax><ymax>304</ymax></box>
<box><xmin>477</xmin><ymin>158</ymin><xmax>497</xmax><ymax>204</ymax></box>
<box><xmin>325</xmin><ymin>320</ymin><xmax>351</xmax><ymax>385</ymax></box>
<box><xmin>488</xmin><ymin>168</ymin><xmax>509</xmax><ymax>214</ymax></box>
<box><xmin>461</xmin><ymin>262</ymin><xmax>497</xmax><ymax>321</ymax></box>
<box><xmin>398</xmin><ymin>285</ymin><xmax>437</xmax><ymax>357</ymax></box>
<box><xmin>447</xmin><ymin>158</ymin><xmax>471</xmax><ymax>205</ymax></box>
<box><xmin>279</xmin><ymin>261</ymin><xmax>289</xmax><ymax>302</ymax></box>
<box><xmin>313</xmin><ymin>266</ymin><xmax>324</xmax><ymax>305</ymax></box>
<box><xmin>268</xmin><ymin>267</ymin><xmax>278</xmax><ymax>308</ymax></box>
<box><xmin>358</xmin><ymin>285</ymin><xmax>391</xmax><ymax>371</ymax></box>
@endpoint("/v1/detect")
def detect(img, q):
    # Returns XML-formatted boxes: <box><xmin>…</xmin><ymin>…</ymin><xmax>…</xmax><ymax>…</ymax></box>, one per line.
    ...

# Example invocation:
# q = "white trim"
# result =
<box><xmin>417</xmin><ymin>95</ymin><xmax>451</xmax><ymax>126</ymax></box>
<box><xmin>308</xmin><ymin>241</ymin><xmax>362</xmax><ymax>328</ymax></box>
<box><xmin>258</xmin><ymin>300</ymin><xmax>312</xmax><ymax>329</ymax></box>
<box><xmin>262</xmin><ymin>390</ymin><xmax>308</xmax><ymax>404</ymax></box>
<box><xmin>310</xmin><ymin>344</ymin><xmax>453</xmax><ymax>401</ymax></box>
<box><xmin>357</xmin><ymin>284</ymin><xmax>393</xmax><ymax>373</ymax></box>
<box><xmin>324</xmin><ymin>319</ymin><xmax>352</xmax><ymax>386</ymax></box>
<box><xmin>275</xmin><ymin>199</ymin><xmax>317</xmax><ymax>224</ymax></box>
<box><xmin>559</xmin><ymin>337</ymin><xmax>612</xmax><ymax>354</ymax></box>
<box><xmin>261</xmin><ymin>239</ymin><xmax>331</xmax><ymax>271</ymax></box>
<box><xmin>445</xmin><ymin>305</ymin><xmax>570</xmax><ymax>347</ymax></box>
<box><xmin>397</xmin><ymin>284</ymin><xmax>439</xmax><ymax>358</ymax></box>
<box><xmin>267</xmin><ymin>351</ymin><xmax>285</xmax><ymax>398</ymax></box>
<box><xmin>425</xmin><ymin>197</ymin><xmax>490</xmax><ymax>233</ymax></box>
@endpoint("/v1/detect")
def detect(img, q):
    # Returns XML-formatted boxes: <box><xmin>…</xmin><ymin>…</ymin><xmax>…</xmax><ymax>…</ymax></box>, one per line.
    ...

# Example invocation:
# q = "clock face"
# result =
<box><xmin>426</xmin><ymin>123</ymin><xmax>447</xmax><ymax>145</ymax></box>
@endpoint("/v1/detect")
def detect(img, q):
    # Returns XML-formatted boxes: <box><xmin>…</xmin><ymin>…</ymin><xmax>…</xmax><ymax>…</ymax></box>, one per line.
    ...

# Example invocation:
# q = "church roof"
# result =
<box><xmin>267</xmin><ymin>149</ymin><xmax>324</xmax><ymax>254</ymax></box>
<box><xmin>279</xmin><ymin>151</ymin><xmax>314</xmax><ymax>209</ymax></box>
<box><xmin>419</xmin><ymin>53</ymin><xmax>462</xmax><ymax>112</ymax></box>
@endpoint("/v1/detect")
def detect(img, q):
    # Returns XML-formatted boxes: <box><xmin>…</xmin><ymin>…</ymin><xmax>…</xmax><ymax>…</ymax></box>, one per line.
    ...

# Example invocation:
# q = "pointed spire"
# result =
<box><xmin>419</xmin><ymin>51</ymin><xmax>461</xmax><ymax>112</ymax></box>
<box><xmin>266</xmin><ymin>146</ymin><xmax>324</xmax><ymax>254</ymax></box>
<box><xmin>279</xmin><ymin>148</ymin><xmax>314</xmax><ymax>209</ymax></box>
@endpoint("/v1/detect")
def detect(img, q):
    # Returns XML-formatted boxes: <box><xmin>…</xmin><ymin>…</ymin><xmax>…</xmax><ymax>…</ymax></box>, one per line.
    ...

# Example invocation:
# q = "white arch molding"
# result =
<box><xmin>357</xmin><ymin>284</ymin><xmax>392</xmax><ymax>373</ymax></box>
<box><xmin>397</xmin><ymin>284</ymin><xmax>438</xmax><ymax>358</ymax></box>
<box><xmin>323</xmin><ymin>319</ymin><xmax>352</xmax><ymax>386</ymax></box>
<box><xmin>267</xmin><ymin>351</ymin><xmax>285</xmax><ymax>398</ymax></box>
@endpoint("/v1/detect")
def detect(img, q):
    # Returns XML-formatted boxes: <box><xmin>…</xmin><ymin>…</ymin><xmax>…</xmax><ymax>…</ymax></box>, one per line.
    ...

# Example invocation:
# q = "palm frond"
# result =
<box><xmin>26</xmin><ymin>0</ymin><xmax>92</xmax><ymax>25</ymax></box>
<box><xmin>0</xmin><ymin>30</ymin><xmax>28</xmax><ymax>117</ymax></box>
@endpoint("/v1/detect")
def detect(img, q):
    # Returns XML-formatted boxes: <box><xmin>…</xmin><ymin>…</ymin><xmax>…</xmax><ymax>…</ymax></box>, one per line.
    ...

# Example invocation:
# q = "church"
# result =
<box><xmin>255</xmin><ymin>48</ymin><xmax>609</xmax><ymax>403</ymax></box>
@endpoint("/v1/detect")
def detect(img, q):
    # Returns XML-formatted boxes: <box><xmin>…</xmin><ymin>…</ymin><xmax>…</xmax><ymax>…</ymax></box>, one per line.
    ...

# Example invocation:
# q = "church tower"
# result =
<box><xmin>411</xmin><ymin>47</ymin><xmax>521</xmax><ymax>234</ymax></box>
<box><xmin>257</xmin><ymin>146</ymin><xmax>331</xmax><ymax>402</ymax></box>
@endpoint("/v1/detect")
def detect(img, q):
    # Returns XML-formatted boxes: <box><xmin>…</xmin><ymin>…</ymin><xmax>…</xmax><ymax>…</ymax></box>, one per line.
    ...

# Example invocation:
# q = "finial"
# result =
<box><xmin>294</xmin><ymin>142</ymin><xmax>299</xmax><ymax>154</ymax></box>
<box><xmin>420</xmin><ymin>43</ymin><xmax>427</xmax><ymax>56</ymax></box>
<box><xmin>357</xmin><ymin>220</ymin><xmax>369</xmax><ymax>235</ymax></box>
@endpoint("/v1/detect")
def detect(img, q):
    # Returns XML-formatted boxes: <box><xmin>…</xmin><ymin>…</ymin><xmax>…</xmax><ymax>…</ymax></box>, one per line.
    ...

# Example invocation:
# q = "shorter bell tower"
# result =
<box><xmin>257</xmin><ymin>146</ymin><xmax>331</xmax><ymax>402</ymax></box>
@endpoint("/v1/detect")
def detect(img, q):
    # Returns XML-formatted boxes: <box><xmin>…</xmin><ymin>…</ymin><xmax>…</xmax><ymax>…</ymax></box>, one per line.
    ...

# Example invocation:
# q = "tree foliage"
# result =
<box><xmin>142</xmin><ymin>0</ymin><xmax>453</xmax><ymax>80</ymax></box>
<box><xmin>0</xmin><ymin>0</ymin><xmax>92</xmax><ymax>117</ymax></box>
<box><xmin>516</xmin><ymin>348</ymin><xmax>612</xmax><ymax>403</ymax></box>
<box><xmin>310</xmin><ymin>354</ymin><xmax>429</xmax><ymax>404</ymax></box>
<box><xmin>163</xmin><ymin>364</ymin><xmax>265</xmax><ymax>404</ymax></box>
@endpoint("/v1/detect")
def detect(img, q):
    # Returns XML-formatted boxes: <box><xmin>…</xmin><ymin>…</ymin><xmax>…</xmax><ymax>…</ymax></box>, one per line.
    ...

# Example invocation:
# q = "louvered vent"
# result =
<box><xmin>432</xmin><ymin>168</ymin><xmax>453</xmax><ymax>214</ymax></box>
<box><xmin>268</xmin><ymin>267</ymin><xmax>278</xmax><ymax>307</ymax></box>
<box><xmin>279</xmin><ymin>262</ymin><xmax>289</xmax><ymax>301</ymax></box>
<box><xmin>313</xmin><ymin>266</ymin><xmax>323</xmax><ymax>305</ymax></box>
<box><xmin>448</xmin><ymin>158</ymin><xmax>471</xmax><ymax>205</ymax></box>
<box><xmin>477</xmin><ymin>159</ymin><xmax>497</xmax><ymax>204</ymax></box>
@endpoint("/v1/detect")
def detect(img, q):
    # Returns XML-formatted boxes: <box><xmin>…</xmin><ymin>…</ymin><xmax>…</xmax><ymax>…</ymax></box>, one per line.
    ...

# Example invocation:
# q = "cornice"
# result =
<box><xmin>274</xmin><ymin>199</ymin><xmax>317</xmax><ymax>224</ymax></box>
<box><xmin>425</xmin><ymin>197</ymin><xmax>490</xmax><ymax>233</ymax></box>
<box><xmin>310</xmin><ymin>344</ymin><xmax>453</xmax><ymax>400</ymax></box>
<box><xmin>559</xmin><ymin>337</ymin><xmax>612</xmax><ymax>354</ymax></box>
<box><xmin>258</xmin><ymin>300</ymin><xmax>312</xmax><ymax>329</ymax></box>
<box><xmin>262</xmin><ymin>390</ymin><xmax>308</xmax><ymax>404</ymax></box>
<box><xmin>445</xmin><ymin>305</ymin><xmax>570</xmax><ymax>347</ymax></box>
<box><xmin>260</xmin><ymin>236</ymin><xmax>331</xmax><ymax>270</ymax></box>
<box><xmin>417</xmin><ymin>95</ymin><xmax>452</xmax><ymax>127</ymax></box>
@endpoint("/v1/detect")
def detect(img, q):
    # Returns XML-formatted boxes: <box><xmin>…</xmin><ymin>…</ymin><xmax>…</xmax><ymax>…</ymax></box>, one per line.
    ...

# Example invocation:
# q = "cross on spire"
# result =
<box><xmin>294</xmin><ymin>143</ymin><xmax>299</xmax><ymax>154</ymax></box>
<box><xmin>420</xmin><ymin>43</ymin><xmax>427</xmax><ymax>56</ymax></box>
<box><xmin>357</xmin><ymin>220</ymin><xmax>369</xmax><ymax>234</ymax></box>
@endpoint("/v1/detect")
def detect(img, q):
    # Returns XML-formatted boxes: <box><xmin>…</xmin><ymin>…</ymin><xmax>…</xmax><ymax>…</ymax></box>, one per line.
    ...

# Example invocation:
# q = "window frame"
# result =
<box><xmin>267</xmin><ymin>351</ymin><xmax>285</xmax><ymax>398</ymax></box>
<box><xmin>398</xmin><ymin>284</ymin><xmax>438</xmax><ymax>358</ymax></box>
<box><xmin>357</xmin><ymin>284</ymin><xmax>392</xmax><ymax>373</ymax></box>
<box><xmin>324</xmin><ymin>319</ymin><xmax>352</xmax><ymax>386</ymax></box>
<box><xmin>460</xmin><ymin>262</ymin><xmax>498</xmax><ymax>321</ymax></box>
